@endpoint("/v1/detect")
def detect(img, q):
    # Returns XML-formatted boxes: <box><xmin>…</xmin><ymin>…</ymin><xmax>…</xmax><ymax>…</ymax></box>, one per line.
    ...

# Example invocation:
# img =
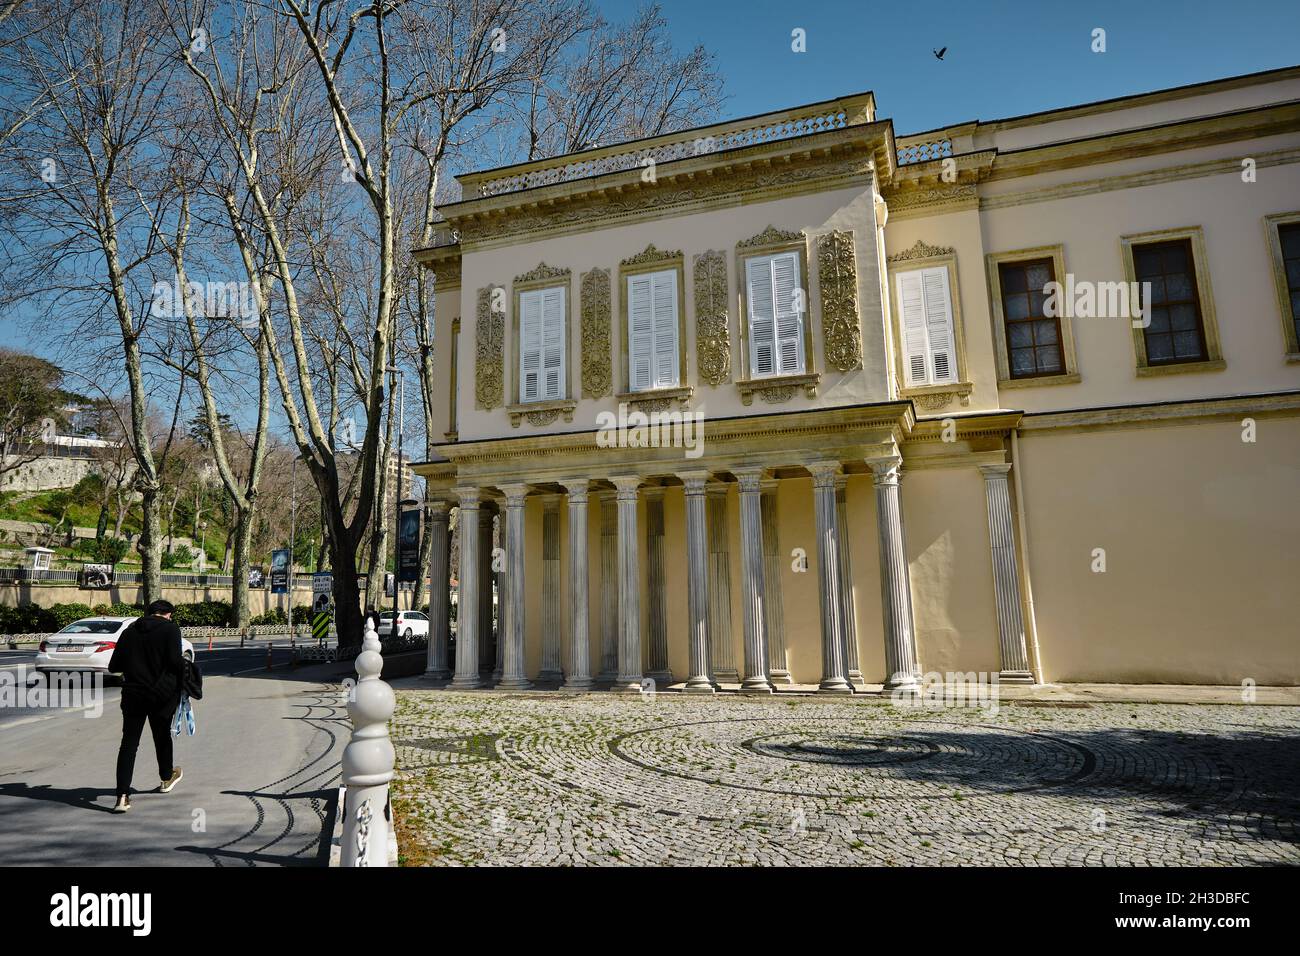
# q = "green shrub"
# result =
<box><xmin>47</xmin><ymin>603</ymin><xmax>94</xmax><ymax>629</ymax></box>
<box><xmin>82</xmin><ymin>536</ymin><xmax>129</xmax><ymax>564</ymax></box>
<box><xmin>0</xmin><ymin>603</ymin><xmax>52</xmax><ymax>633</ymax></box>
<box><xmin>249</xmin><ymin>604</ymin><xmax>313</xmax><ymax>627</ymax></box>
<box><xmin>172</xmin><ymin>600</ymin><xmax>232</xmax><ymax>627</ymax></box>
<box><xmin>162</xmin><ymin>544</ymin><xmax>196</xmax><ymax>570</ymax></box>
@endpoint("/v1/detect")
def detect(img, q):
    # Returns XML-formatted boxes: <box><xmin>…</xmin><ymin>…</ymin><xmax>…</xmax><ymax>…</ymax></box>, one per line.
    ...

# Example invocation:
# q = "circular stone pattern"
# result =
<box><xmin>610</xmin><ymin>715</ymin><xmax>1095</xmax><ymax>800</ymax></box>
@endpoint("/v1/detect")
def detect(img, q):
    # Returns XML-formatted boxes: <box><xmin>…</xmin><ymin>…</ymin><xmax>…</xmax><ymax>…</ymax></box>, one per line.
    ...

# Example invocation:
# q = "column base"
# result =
<box><xmin>450</xmin><ymin>675</ymin><xmax>483</xmax><ymax>690</ymax></box>
<box><xmin>996</xmin><ymin>670</ymin><xmax>1035</xmax><ymax>685</ymax></box>
<box><xmin>537</xmin><ymin>669</ymin><xmax>564</xmax><ymax>683</ymax></box>
<box><xmin>649</xmin><ymin>669</ymin><xmax>673</xmax><ymax>683</ymax></box>
<box><xmin>683</xmin><ymin>678</ymin><xmax>716</xmax><ymax>694</ymax></box>
<box><xmin>562</xmin><ymin>678</ymin><xmax>595</xmax><ymax>691</ymax></box>
<box><xmin>712</xmin><ymin>669</ymin><xmax>740</xmax><ymax>683</ymax></box>
<box><xmin>818</xmin><ymin>676</ymin><xmax>854</xmax><ymax>694</ymax></box>
<box><xmin>497</xmin><ymin>677</ymin><xmax>533</xmax><ymax>690</ymax></box>
<box><xmin>422</xmin><ymin>667</ymin><xmax>451</xmax><ymax>680</ymax></box>
<box><xmin>740</xmin><ymin>677</ymin><xmax>774</xmax><ymax>694</ymax></box>
<box><xmin>613</xmin><ymin>678</ymin><xmax>646</xmax><ymax>693</ymax></box>
<box><xmin>848</xmin><ymin>669</ymin><xmax>867</xmax><ymax>688</ymax></box>
<box><xmin>768</xmin><ymin>669</ymin><xmax>794</xmax><ymax>685</ymax></box>
<box><xmin>883</xmin><ymin>672</ymin><xmax>920</xmax><ymax>691</ymax></box>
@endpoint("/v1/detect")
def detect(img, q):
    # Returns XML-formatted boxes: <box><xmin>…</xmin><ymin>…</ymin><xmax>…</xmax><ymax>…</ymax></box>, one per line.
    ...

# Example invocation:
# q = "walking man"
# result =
<box><xmin>109</xmin><ymin>599</ymin><xmax>186</xmax><ymax>812</ymax></box>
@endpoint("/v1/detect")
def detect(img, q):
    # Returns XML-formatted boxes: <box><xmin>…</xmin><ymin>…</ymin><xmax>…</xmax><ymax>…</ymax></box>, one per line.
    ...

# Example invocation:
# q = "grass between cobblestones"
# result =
<box><xmin>388</xmin><ymin>690</ymin><xmax>1300</xmax><ymax>867</ymax></box>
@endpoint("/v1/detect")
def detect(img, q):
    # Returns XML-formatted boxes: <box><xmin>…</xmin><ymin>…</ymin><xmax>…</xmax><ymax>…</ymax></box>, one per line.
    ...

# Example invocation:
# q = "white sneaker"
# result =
<box><xmin>159</xmin><ymin>767</ymin><xmax>183</xmax><ymax>793</ymax></box>
<box><xmin>112</xmin><ymin>795</ymin><xmax>131</xmax><ymax>813</ymax></box>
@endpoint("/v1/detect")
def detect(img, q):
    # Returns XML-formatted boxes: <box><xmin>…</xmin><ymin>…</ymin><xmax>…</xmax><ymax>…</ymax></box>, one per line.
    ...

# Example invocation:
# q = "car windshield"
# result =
<box><xmin>58</xmin><ymin>621</ymin><xmax>122</xmax><ymax>635</ymax></box>
<box><xmin>380</xmin><ymin>612</ymin><xmax>394</xmax><ymax>619</ymax></box>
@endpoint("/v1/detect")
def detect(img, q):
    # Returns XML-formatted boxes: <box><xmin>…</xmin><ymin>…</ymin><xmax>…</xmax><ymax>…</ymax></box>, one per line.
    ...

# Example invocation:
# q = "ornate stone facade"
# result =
<box><xmin>817</xmin><ymin>230</ymin><xmax>863</xmax><ymax>372</ymax></box>
<box><xmin>693</xmin><ymin>250</ymin><xmax>731</xmax><ymax>386</ymax></box>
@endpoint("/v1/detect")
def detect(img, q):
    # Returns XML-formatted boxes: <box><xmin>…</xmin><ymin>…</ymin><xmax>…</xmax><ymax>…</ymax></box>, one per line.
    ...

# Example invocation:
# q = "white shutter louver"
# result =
<box><xmin>746</xmin><ymin>257</ymin><xmax>776</xmax><ymax>377</ymax></box>
<box><xmin>772</xmin><ymin>252</ymin><xmax>804</xmax><ymax>375</ymax></box>
<box><xmin>896</xmin><ymin>266</ymin><xmax>957</xmax><ymax>387</ymax></box>
<box><xmin>541</xmin><ymin>286</ymin><xmax>564</xmax><ymax>399</ymax></box>
<box><xmin>747</xmin><ymin>252</ymin><xmax>805</xmax><ymax>378</ymax></box>
<box><xmin>627</xmin><ymin>269</ymin><xmax>679</xmax><ymax>391</ymax></box>
<box><xmin>519</xmin><ymin>289</ymin><xmax>543</xmax><ymax>401</ymax></box>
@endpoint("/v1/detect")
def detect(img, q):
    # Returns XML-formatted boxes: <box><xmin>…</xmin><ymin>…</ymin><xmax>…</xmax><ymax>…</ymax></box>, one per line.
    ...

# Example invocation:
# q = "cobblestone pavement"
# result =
<box><xmin>388</xmin><ymin>690</ymin><xmax>1300</xmax><ymax>866</ymax></box>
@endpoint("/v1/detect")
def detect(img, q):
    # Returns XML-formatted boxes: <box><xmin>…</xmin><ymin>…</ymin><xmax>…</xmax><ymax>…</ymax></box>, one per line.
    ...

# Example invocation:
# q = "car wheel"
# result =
<box><xmin>183</xmin><ymin>650</ymin><xmax>193</xmax><ymax>662</ymax></box>
<box><xmin>403</xmin><ymin>628</ymin><xmax>412</xmax><ymax>639</ymax></box>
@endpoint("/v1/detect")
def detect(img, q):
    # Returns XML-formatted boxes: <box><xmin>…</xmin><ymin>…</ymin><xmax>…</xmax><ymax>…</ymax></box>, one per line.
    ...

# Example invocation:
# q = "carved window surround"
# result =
<box><xmin>615</xmin><ymin>385</ymin><xmax>694</xmax><ymax>412</ymax></box>
<box><xmin>618</xmin><ymin>244</ymin><xmax>688</xmax><ymax>392</ymax></box>
<box><xmin>736</xmin><ymin>371</ymin><xmax>820</xmax><ymax>406</ymax></box>
<box><xmin>506</xmin><ymin>398</ymin><xmax>578</xmax><ymax>428</ymax></box>
<box><xmin>735</xmin><ymin>226</ymin><xmax>815</xmax><ymax>381</ymax></box>
<box><xmin>512</xmin><ymin>262</ymin><xmax>573</xmax><ymax>405</ymax></box>
<box><xmin>885</xmin><ymin>242</ymin><xmax>973</xmax><ymax>399</ymax></box>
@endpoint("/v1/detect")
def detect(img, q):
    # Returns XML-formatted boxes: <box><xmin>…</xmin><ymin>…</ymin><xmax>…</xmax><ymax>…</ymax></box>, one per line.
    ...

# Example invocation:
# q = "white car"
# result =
<box><xmin>35</xmin><ymin>617</ymin><xmax>195</xmax><ymax>678</ymax></box>
<box><xmin>378</xmin><ymin>610</ymin><xmax>429</xmax><ymax>640</ymax></box>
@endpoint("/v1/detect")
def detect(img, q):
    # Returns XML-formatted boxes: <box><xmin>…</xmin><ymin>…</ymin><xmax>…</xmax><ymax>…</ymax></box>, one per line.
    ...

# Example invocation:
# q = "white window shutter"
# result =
<box><xmin>896</xmin><ymin>270</ymin><xmax>929</xmax><ymax>387</ymax></box>
<box><xmin>541</xmin><ymin>286</ymin><xmax>565</xmax><ymax>399</ymax></box>
<box><xmin>771</xmin><ymin>252</ymin><xmax>804</xmax><ymax>375</ymax></box>
<box><xmin>746</xmin><ymin>257</ymin><xmax>776</xmax><ymax>377</ymax></box>
<box><xmin>628</xmin><ymin>274</ymin><xmax>654</xmax><ymax>391</ymax></box>
<box><xmin>921</xmin><ymin>268</ymin><xmax>956</xmax><ymax>384</ymax></box>
<box><xmin>651</xmin><ymin>270</ymin><xmax>678</xmax><ymax>388</ymax></box>
<box><xmin>519</xmin><ymin>290</ymin><xmax>543</xmax><ymax>401</ymax></box>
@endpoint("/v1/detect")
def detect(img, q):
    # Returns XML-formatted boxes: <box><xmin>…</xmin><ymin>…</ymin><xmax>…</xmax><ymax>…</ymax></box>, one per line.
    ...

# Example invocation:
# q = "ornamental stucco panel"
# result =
<box><xmin>580</xmin><ymin>267</ymin><xmax>612</xmax><ymax>399</ymax></box>
<box><xmin>475</xmin><ymin>285</ymin><xmax>504</xmax><ymax>410</ymax></box>
<box><xmin>817</xmin><ymin>230</ymin><xmax>863</xmax><ymax>372</ymax></box>
<box><xmin>693</xmin><ymin>250</ymin><xmax>731</xmax><ymax>386</ymax></box>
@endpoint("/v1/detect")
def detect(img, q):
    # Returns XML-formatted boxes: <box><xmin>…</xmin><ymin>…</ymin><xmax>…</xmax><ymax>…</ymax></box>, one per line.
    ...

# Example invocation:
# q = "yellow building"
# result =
<box><xmin>411</xmin><ymin>65</ymin><xmax>1300</xmax><ymax>691</ymax></box>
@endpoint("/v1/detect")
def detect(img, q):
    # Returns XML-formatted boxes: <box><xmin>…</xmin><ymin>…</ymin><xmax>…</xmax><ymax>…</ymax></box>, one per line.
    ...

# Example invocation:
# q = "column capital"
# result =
<box><xmin>867</xmin><ymin>455</ymin><xmax>903</xmax><ymax>486</ymax></box>
<box><xmin>426</xmin><ymin>499</ymin><xmax>451</xmax><ymax>519</ymax></box>
<box><xmin>705</xmin><ymin>482</ymin><xmax>730</xmax><ymax>500</ymax></box>
<box><xmin>499</xmin><ymin>483</ymin><xmax>530</xmax><ymax>507</ymax></box>
<box><xmin>642</xmin><ymin>485</ymin><xmax>666</xmax><ymax>501</ymax></box>
<box><xmin>677</xmin><ymin>469</ymin><xmax>711</xmax><ymax>495</ymax></box>
<box><xmin>540</xmin><ymin>493</ymin><xmax>562</xmax><ymax>511</ymax></box>
<box><xmin>833</xmin><ymin>472</ymin><xmax>849</xmax><ymax>492</ymax></box>
<box><xmin>561</xmin><ymin>477</ymin><xmax>590</xmax><ymax>501</ymax></box>
<box><xmin>611</xmin><ymin>474</ymin><xmax>642</xmax><ymax>501</ymax></box>
<box><xmin>978</xmin><ymin>462</ymin><xmax>1013</xmax><ymax>480</ymax></box>
<box><xmin>452</xmin><ymin>485</ymin><xmax>480</xmax><ymax>508</ymax></box>
<box><xmin>734</xmin><ymin>466</ymin><xmax>766</xmax><ymax>493</ymax></box>
<box><xmin>807</xmin><ymin>460</ymin><xmax>842</xmax><ymax>488</ymax></box>
<box><xmin>760</xmin><ymin>477</ymin><xmax>780</xmax><ymax>495</ymax></box>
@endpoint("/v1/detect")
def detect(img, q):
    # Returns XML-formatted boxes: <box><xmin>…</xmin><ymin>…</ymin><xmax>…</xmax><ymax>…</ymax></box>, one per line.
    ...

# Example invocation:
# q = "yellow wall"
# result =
<box><xmin>1019</xmin><ymin>415</ymin><xmax>1300</xmax><ymax>684</ymax></box>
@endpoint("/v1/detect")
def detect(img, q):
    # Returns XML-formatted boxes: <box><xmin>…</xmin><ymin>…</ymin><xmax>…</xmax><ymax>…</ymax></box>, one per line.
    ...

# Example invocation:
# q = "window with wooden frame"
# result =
<box><xmin>1120</xmin><ymin>226</ymin><xmax>1223</xmax><ymax>376</ymax></box>
<box><xmin>744</xmin><ymin>251</ymin><xmax>806</xmax><ymax>378</ymax></box>
<box><xmin>1264</xmin><ymin>212</ymin><xmax>1300</xmax><ymax>360</ymax></box>
<box><xmin>517</xmin><ymin>286</ymin><xmax>566</xmax><ymax>402</ymax></box>
<box><xmin>985</xmin><ymin>245</ymin><xmax>1079</xmax><ymax>388</ymax></box>
<box><xmin>617</xmin><ymin>248</ymin><xmax>688</xmax><ymax>400</ymax></box>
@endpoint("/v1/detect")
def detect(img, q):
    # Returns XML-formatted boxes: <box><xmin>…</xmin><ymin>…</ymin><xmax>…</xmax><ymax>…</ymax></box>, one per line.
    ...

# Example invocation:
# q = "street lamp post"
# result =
<box><xmin>385</xmin><ymin>365</ymin><xmax>405</xmax><ymax>641</ymax></box>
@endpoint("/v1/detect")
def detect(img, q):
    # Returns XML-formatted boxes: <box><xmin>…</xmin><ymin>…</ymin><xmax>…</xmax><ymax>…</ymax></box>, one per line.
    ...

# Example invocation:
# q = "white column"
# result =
<box><xmin>979</xmin><ymin>463</ymin><xmax>1034</xmax><ymax>683</ymax></box>
<box><xmin>735</xmin><ymin>468</ymin><xmax>773</xmax><ymax>694</ymax></box>
<box><xmin>679</xmin><ymin>471</ymin><xmax>715</xmax><ymax>693</ymax></box>
<box><xmin>645</xmin><ymin>488</ymin><xmax>671</xmax><ymax>683</ymax></box>
<box><xmin>539</xmin><ymin>495</ymin><xmax>563</xmax><ymax>682</ymax></box>
<box><xmin>450</xmin><ymin>487</ymin><xmax>481</xmax><ymax>689</ymax></box>
<box><xmin>706</xmin><ymin>485</ymin><xmax>738</xmax><ymax>683</ymax></box>
<box><xmin>479</xmin><ymin>503</ymin><xmax>497</xmax><ymax>679</ymax></box>
<box><xmin>497</xmin><ymin>484</ymin><xmax>531</xmax><ymax>690</ymax></box>
<box><xmin>869</xmin><ymin>455</ymin><xmax>920</xmax><ymax>690</ymax></box>
<box><xmin>422</xmin><ymin>500</ymin><xmax>451</xmax><ymax>679</ymax></box>
<box><xmin>835</xmin><ymin>475</ymin><xmax>865</xmax><ymax>688</ymax></box>
<box><xmin>760</xmin><ymin>479</ymin><xmax>792</xmax><ymax>685</ymax></box>
<box><xmin>611</xmin><ymin>475</ymin><xmax>643</xmax><ymax>692</ymax></box>
<box><xmin>598</xmin><ymin>492</ymin><xmax>618</xmax><ymax>681</ymax></box>
<box><xmin>809</xmin><ymin>462</ymin><xmax>852</xmax><ymax>694</ymax></box>
<box><xmin>562</xmin><ymin>480</ymin><xmax>594</xmax><ymax>690</ymax></box>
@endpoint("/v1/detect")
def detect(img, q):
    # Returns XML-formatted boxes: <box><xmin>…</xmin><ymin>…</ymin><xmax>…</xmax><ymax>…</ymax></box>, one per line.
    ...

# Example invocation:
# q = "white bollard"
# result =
<box><xmin>340</xmin><ymin>618</ymin><xmax>395</xmax><ymax>866</ymax></box>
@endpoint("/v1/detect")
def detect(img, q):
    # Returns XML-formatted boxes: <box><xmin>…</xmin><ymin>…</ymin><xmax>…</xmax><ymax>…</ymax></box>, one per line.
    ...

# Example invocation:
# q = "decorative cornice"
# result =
<box><xmin>514</xmin><ymin>262</ymin><xmax>571</xmax><ymax>285</ymax></box>
<box><xmin>620</xmin><ymin>244</ymin><xmax>682</xmax><ymax>267</ymax></box>
<box><xmin>887</xmin><ymin>239</ymin><xmax>955</xmax><ymax>263</ymax></box>
<box><xmin>737</xmin><ymin>225</ymin><xmax>805</xmax><ymax>249</ymax></box>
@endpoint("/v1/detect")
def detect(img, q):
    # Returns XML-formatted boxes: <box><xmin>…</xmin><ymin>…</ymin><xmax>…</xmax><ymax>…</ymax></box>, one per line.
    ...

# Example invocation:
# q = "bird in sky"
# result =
<box><xmin>933</xmin><ymin>46</ymin><xmax>947</xmax><ymax>60</ymax></box>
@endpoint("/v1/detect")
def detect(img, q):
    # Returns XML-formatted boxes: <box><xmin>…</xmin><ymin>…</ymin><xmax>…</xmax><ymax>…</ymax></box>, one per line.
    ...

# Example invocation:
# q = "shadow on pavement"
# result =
<box><xmin>0</xmin><ymin>782</ymin><xmax>117</xmax><ymax>813</ymax></box>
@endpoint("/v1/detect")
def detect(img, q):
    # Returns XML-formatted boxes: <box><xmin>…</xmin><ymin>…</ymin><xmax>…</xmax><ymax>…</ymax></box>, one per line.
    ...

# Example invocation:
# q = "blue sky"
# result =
<box><xmin>619</xmin><ymin>0</ymin><xmax>1300</xmax><ymax>133</ymax></box>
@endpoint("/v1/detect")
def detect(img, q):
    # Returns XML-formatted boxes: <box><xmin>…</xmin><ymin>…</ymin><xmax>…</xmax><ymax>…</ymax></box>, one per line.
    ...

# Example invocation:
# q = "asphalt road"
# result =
<box><xmin>0</xmin><ymin>642</ymin><xmax>348</xmax><ymax>866</ymax></box>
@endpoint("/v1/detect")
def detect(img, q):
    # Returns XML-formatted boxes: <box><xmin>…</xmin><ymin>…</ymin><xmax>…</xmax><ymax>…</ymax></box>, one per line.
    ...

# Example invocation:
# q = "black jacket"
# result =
<box><xmin>108</xmin><ymin>615</ymin><xmax>185</xmax><ymax>715</ymax></box>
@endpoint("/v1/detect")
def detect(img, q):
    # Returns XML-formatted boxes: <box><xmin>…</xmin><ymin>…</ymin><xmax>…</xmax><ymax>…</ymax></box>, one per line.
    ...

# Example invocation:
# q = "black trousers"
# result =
<box><xmin>115</xmin><ymin>702</ymin><xmax>176</xmax><ymax>796</ymax></box>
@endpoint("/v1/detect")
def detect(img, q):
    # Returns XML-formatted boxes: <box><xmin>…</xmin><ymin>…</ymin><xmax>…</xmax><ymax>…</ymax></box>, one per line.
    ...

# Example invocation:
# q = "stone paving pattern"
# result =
<box><xmin>389</xmin><ymin>690</ymin><xmax>1300</xmax><ymax>866</ymax></box>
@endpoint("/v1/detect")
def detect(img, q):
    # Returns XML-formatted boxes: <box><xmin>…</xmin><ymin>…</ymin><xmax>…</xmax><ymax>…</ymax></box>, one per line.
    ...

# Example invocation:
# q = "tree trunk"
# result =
<box><xmin>229</xmin><ymin>505</ymin><xmax>254</xmax><ymax>626</ymax></box>
<box><xmin>138</xmin><ymin>486</ymin><xmax>162</xmax><ymax>606</ymax></box>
